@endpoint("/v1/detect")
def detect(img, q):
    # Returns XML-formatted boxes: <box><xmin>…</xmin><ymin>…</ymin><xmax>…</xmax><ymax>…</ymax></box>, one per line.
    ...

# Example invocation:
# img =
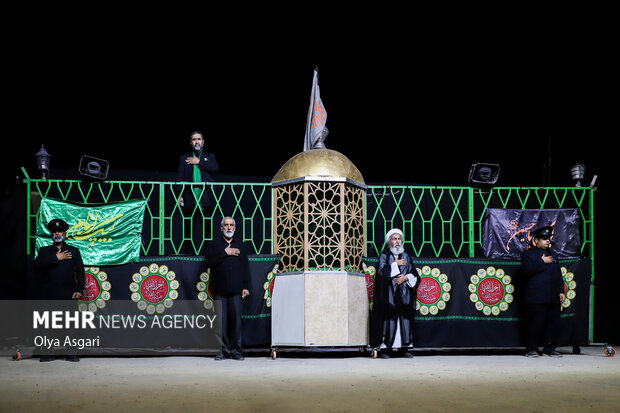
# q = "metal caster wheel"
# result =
<box><xmin>604</xmin><ymin>345</ymin><xmax>616</xmax><ymax>357</ymax></box>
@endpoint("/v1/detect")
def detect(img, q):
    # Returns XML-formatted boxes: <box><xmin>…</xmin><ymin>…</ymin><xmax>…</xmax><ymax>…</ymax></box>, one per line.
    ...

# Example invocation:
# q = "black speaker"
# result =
<box><xmin>79</xmin><ymin>155</ymin><xmax>109</xmax><ymax>180</ymax></box>
<box><xmin>468</xmin><ymin>163</ymin><xmax>500</xmax><ymax>187</ymax></box>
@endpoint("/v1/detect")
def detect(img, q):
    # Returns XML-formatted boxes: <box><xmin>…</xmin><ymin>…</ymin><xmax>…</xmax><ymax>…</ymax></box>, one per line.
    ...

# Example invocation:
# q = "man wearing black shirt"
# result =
<box><xmin>520</xmin><ymin>225</ymin><xmax>566</xmax><ymax>357</ymax></box>
<box><xmin>204</xmin><ymin>217</ymin><xmax>250</xmax><ymax>360</ymax></box>
<box><xmin>177</xmin><ymin>130</ymin><xmax>219</xmax><ymax>254</ymax></box>
<box><xmin>33</xmin><ymin>218</ymin><xmax>85</xmax><ymax>362</ymax></box>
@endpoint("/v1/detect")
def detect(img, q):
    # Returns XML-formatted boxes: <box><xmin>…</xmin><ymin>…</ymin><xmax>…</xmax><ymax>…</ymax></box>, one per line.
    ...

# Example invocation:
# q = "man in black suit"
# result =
<box><xmin>177</xmin><ymin>130</ymin><xmax>219</xmax><ymax>254</ymax></box>
<box><xmin>204</xmin><ymin>216</ymin><xmax>250</xmax><ymax>360</ymax></box>
<box><xmin>520</xmin><ymin>225</ymin><xmax>566</xmax><ymax>357</ymax></box>
<box><xmin>33</xmin><ymin>218</ymin><xmax>85</xmax><ymax>362</ymax></box>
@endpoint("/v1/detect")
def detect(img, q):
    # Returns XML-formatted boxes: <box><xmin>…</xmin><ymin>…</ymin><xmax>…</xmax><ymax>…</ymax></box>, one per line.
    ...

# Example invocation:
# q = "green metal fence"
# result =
<box><xmin>23</xmin><ymin>177</ymin><xmax>596</xmax><ymax>340</ymax></box>
<box><xmin>23</xmin><ymin>178</ymin><xmax>594</xmax><ymax>262</ymax></box>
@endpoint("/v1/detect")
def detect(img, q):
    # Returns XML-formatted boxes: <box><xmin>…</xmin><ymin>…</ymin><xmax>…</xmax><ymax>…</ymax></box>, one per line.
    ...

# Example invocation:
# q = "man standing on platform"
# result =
<box><xmin>204</xmin><ymin>216</ymin><xmax>250</xmax><ymax>360</ymax></box>
<box><xmin>520</xmin><ymin>225</ymin><xmax>566</xmax><ymax>357</ymax></box>
<box><xmin>33</xmin><ymin>218</ymin><xmax>85</xmax><ymax>362</ymax></box>
<box><xmin>370</xmin><ymin>228</ymin><xmax>418</xmax><ymax>359</ymax></box>
<box><xmin>177</xmin><ymin>130</ymin><xmax>219</xmax><ymax>254</ymax></box>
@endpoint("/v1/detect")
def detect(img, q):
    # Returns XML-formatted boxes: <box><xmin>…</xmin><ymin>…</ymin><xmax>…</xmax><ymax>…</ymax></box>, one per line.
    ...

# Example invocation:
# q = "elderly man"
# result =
<box><xmin>370</xmin><ymin>228</ymin><xmax>418</xmax><ymax>359</ymax></box>
<box><xmin>204</xmin><ymin>216</ymin><xmax>250</xmax><ymax>360</ymax></box>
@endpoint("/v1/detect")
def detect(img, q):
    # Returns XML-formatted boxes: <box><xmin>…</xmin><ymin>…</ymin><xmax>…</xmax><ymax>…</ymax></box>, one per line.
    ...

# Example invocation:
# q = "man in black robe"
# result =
<box><xmin>33</xmin><ymin>218</ymin><xmax>85</xmax><ymax>362</ymax></box>
<box><xmin>370</xmin><ymin>228</ymin><xmax>418</xmax><ymax>358</ymax></box>
<box><xmin>204</xmin><ymin>216</ymin><xmax>250</xmax><ymax>360</ymax></box>
<box><xmin>177</xmin><ymin>130</ymin><xmax>219</xmax><ymax>254</ymax></box>
<box><xmin>520</xmin><ymin>225</ymin><xmax>566</xmax><ymax>357</ymax></box>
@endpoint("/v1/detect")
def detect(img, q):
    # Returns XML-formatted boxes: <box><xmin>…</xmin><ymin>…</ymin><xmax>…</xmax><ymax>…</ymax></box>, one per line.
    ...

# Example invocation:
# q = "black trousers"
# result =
<box><xmin>524</xmin><ymin>302</ymin><xmax>560</xmax><ymax>353</ymax></box>
<box><xmin>214</xmin><ymin>293</ymin><xmax>243</xmax><ymax>356</ymax></box>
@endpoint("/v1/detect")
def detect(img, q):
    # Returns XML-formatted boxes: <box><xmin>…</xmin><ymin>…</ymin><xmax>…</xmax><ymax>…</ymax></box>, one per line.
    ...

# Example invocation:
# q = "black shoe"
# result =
<box><xmin>66</xmin><ymin>355</ymin><xmax>80</xmax><ymax>362</ymax></box>
<box><xmin>380</xmin><ymin>352</ymin><xmax>390</xmax><ymax>359</ymax></box>
<box><xmin>525</xmin><ymin>351</ymin><xmax>539</xmax><ymax>358</ymax></box>
<box><xmin>214</xmin><ymin>354</ymin><xmax>227</xmax><ymax>361</ymax></box>
<box><xmin>39</xmin><ymin>355</ymin><xmax>54</xmax><ymax>362</ymax></box>
<box><xmin>401</xmin><ymin>352</ymin><xmax>413</xmax><ymax>358</ymax></box>
<box><xmin>232</xmin><ymin>353</ymin><xmax>245</xmax><ymax>361</ymax></box>
<box><xmin>543</xmin><ymin>350</ymin><xmax>562</xmax><ymax>357</ymax></box>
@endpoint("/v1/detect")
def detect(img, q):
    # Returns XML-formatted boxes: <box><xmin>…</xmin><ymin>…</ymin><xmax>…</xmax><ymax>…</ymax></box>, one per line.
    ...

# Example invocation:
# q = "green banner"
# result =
<box><xmin>35</xmin><ymin>198</ymin><xmax>147</xmax><ymax>265</ymax></box>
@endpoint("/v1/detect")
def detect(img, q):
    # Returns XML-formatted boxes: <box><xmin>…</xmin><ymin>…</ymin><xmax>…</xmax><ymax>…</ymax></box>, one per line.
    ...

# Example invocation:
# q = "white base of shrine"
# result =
<box><xmin>271</xmin><ymin>271</ymin><xmax>369</xmax><ymax>347</ymax></box>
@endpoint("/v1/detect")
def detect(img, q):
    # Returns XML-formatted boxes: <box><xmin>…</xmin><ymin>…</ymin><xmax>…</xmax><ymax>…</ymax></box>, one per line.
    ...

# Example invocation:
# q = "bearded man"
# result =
<box><xmin>369</xmin><ymin>228</ymin><xmax>418</xmax><ymax>359</ymax></box>
<box><xmin>204</xmin><ymin>216</ymin><xmax>250</xmax><ymax>360</ymax></box>
<box><xmin>177</xmin><ymin>130</ymin><xmax>219</xmax><ymax>254</ymax></box>
<box><xmin>33</xmin><ymin>218</ymin><xmax>85</xmax><ymax>362</ymax></box>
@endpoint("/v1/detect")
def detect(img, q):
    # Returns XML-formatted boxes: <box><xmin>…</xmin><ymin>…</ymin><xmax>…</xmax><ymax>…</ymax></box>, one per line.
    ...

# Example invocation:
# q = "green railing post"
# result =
<box><xmin>468</xmin><ymin>187</ymin><xmax>475</xmax><ymax>258</ymax></box>
<box><xmin>22</xmin><ymin>167</ymin><xmax>32</xmax><ymax>255</ymax></box>
<box><xmin>588</xmin><ymin>188</ymin><xmax>595</xmax><ymax>343</ymax></box>
<box><xmin>159</xmin><ymin>182</ymin><xmax>165</xmax><ymax>255</ymax></box>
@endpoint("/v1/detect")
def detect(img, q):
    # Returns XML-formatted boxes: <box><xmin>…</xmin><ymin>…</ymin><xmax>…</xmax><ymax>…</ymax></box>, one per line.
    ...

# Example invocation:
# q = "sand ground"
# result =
<box><xmin>1</xmin><ymin>346</ymin><xmax>618</xmax><ymax>413</ymax></box>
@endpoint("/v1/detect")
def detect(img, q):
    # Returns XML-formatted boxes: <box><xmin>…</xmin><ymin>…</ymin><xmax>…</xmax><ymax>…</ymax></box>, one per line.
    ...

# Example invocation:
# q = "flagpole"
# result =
<box><xmin>304</xmin><ymin>68</ymin><xmax>318</xmax><ymax>151</ymax></box>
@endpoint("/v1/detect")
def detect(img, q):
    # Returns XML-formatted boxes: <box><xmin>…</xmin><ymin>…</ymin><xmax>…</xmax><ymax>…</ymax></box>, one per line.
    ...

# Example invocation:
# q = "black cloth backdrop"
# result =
<box><xmin>482</xmin><ymin>208</ymin><xmax>582</xmax><ymax>260</ymax></box>
<box><xmin>362</xmin><ymin>257</ymin><xmax>589</xmax><ymax>348</ymax></box>
<box><xmin>25</xmin><ymin>255</ymin><xmax>590</xmax><ymax>351</ymax></box>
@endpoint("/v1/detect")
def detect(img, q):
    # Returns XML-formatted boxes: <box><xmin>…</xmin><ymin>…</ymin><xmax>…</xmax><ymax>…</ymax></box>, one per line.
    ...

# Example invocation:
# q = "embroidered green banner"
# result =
<box><xmin>35</xmin><ymin>198</ymin><xmax>147</xmax><ymax>265</ymax></box>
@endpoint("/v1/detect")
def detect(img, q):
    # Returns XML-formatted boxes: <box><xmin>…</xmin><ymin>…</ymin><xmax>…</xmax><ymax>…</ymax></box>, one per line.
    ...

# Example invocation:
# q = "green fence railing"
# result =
<box><xmin>23</xmin><ymin>177</ymin><xmax>596</xmax><ymax>341</ymax></box>
<box><xmin>23</xmin><ymin>178</ymin><xmax>594</xmax><ymax>262</ymax></box>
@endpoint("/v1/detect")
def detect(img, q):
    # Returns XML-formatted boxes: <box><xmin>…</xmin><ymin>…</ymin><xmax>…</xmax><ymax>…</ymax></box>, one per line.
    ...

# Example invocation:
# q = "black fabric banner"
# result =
<box><xmin>363</xmin><ymin>257</ymin><xmax>590</xmax><ymax>348</ymax></box>
<box><xmin>482</xmin><ymin>208</ymin><xmax>581</xmax><ymax>260</ymax></box>
<box><xmin>24</xmin><ymin>254</ymin><xmax>280</xmax><ymax>353</ymax></box>
<box><xmin>23</xmin><ymin>255</ymin><xmax>590</xmax><ymax>351</ymax></box>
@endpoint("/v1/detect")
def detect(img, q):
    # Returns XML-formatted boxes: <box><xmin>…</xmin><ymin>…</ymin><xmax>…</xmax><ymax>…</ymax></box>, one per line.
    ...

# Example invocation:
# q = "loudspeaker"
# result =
<box><xmin>468</xmin><ymin>163</ymin><xmax>500</xmax><ymax>186</ymax></box>
<box><xmin>79</xmin><ymin>155</ymin><xmax>109</xmax><ymax>180</ymax></box>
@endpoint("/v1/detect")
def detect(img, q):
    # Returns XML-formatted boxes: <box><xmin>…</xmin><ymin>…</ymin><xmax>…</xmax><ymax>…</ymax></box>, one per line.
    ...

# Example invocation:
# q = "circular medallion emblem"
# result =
<box><xmin>415</xmin><ymin>266</ymin><xmax>451</xmax><ymax>315</ymax></box>
<box><xmin>130</xmin><ymin>264</ymin><xmax>179</xmax><ymax>314</ymax></box>
<box><xmin>263</xmin><ymin>264</ymin><xmax>279</xmax><ymax>308</ymax></box>
<box><xmin>469</xmin><ymin>266</ymin><xmax>514</xmax><ymax>316</ymax></box>
<box><xmin>79</xmin><ymin>267</ymin><xmax>111</xmax><ymax>312</ymax></box>
<box><xmin>196</xmin><ymin>270</ymin><xmax>214</xmax><ymax>311</ymax></box>
<box><xmin>561</xmin><ymin>266</ymin><xmax>577</xmax><ymax>310</ymax></box>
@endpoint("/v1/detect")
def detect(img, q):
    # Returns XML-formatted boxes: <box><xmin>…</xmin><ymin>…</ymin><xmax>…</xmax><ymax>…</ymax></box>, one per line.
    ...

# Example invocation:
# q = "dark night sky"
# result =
<box><xmin>4</xmin><ymin>34</ymin><xmax>612</xmax><ymax>189</ymax></box>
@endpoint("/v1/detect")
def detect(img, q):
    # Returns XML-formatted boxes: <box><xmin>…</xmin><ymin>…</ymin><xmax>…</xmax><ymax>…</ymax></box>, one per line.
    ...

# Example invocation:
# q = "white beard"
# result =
<box><xmin>224</xmin><ymin>229</ymin><xmax>235</xmax><ymax>239</ymax></box>
<box><xmin>52</xmin><ymin>234</ymin><xmax>65</xmax><ymax>244</ymax></box>
<box><xmin>193</xmin><ymin>143</ymin><xmax>203</xmax><ymax>152</ymax></box>
<box><xmin>390</xmin><ymin>245</ymin><xmax>404</xmax><ymax>255</ymax></box>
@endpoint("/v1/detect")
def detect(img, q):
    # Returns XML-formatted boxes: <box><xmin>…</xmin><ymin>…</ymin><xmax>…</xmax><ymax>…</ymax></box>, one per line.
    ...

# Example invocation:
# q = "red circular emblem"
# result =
<box><xmin>141</xmin><ymin>275</ymin><xmax>169</xmax><ymax>303</ymax></box>
<box><xmin>478</xmin><ymin>278</ymin><xmax>504</xmax><ymax>305</ymax></box>
<box><xmin>417</xmin><ymin>277</ymin><xmax>442</xmax><ymax>305</ymax></box>
<box><xmin>81</xmin><ymin>273</ymin><xmax>100</xmax><ymax>301</ymax></box>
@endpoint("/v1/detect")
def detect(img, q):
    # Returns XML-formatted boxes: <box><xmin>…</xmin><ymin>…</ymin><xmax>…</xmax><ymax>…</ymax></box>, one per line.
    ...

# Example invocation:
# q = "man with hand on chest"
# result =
<box><xmin>520</xmin><ymin>225</ymin><xmax>566</xmax><ymax>358</ymax></box>
<box><xmin>33</xmin><ymin>218</ymin><xmax>85</xmax><ymax>362</ymax></box>
<box><xmin>204</xmin><ymin>216</ymin><xmax>250</xmax><ymax>360</ymax></box>
<box><xmin>177</xmin><ymin>130</ymin><xmax>219</xmax><ymax>254</ymax></box>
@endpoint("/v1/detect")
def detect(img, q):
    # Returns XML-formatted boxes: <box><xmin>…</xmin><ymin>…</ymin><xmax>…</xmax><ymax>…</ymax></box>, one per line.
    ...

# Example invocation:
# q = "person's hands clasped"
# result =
<box><xmin>394</xmin><ymin>274</ymin><xmax>409</xmax><ymax>285</ymax></box>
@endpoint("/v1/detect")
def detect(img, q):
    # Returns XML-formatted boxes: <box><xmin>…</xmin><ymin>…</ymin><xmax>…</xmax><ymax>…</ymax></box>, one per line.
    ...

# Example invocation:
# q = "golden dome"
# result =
<box><xmin>271</xmin><ymin>149</ymin><xmax>365</xmax><ymax>185</ymax></box>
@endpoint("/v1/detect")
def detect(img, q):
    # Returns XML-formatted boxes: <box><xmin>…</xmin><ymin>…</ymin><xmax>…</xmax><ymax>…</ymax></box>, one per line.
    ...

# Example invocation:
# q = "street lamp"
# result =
<box><xmin>35</xmin><ymin>145</ymin><xmax>51</xmax><ymax>179</ymax></box>
<box><xmin>570</xmin><ymin>163</ymin><xmax>585</xmax><ymax>187</ymax></box>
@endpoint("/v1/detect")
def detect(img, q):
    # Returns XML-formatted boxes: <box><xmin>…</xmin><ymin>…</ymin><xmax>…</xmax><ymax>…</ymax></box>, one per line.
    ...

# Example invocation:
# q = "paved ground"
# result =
<box><xmin>1</xmin><ymin>346</ymin><xmax>618</xmax><ymax>412</ymax></box>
